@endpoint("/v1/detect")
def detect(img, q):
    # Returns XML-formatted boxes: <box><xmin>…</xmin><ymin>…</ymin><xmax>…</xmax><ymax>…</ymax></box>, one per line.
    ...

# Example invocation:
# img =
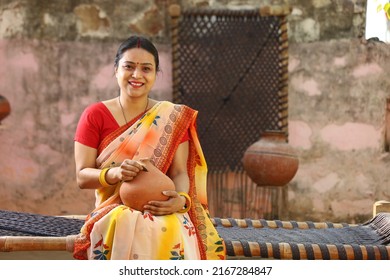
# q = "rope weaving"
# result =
<box><xmin>214</xmin><ymin>213</ymin><xmax>390</xmax><ymax>259</ymax></box>
<box><xmin>0</xmin><ymin>209</ymin><xmax>389</xmax><ymax>259</ymax></box>
<box><xmin>0</xmin><ymin>210</ymin><xmax>84</xmax><ymax>237</ymax></box>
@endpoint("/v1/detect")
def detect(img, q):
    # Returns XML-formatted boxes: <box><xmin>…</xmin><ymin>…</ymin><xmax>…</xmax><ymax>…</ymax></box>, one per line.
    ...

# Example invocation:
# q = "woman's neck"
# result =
<box><xmin>118</xmin><ymin>96</ymin><xmax>149</xmax><ymax>124</ymax></box>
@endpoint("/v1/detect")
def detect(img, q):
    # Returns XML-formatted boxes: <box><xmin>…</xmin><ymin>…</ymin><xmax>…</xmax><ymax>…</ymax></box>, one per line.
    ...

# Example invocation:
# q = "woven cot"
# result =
<box><xmin>1</xmin><ymin>209</ymin><xmax>390</xmax><ymax>260</ymax></box>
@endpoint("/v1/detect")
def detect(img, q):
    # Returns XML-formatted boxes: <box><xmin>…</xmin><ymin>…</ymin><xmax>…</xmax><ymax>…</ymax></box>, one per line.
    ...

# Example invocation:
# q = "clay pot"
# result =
<box><xmin>0</xmin><ymin>95</ymin><xmax>11</xmax><ymax>123</ymax></box>
<box><xmin>242</xmin><ymin>130</ymin><xmax>299</xmax><ymax>187</ymax></box>
<box><xmin>119</xmin><ymin>159</ymin><xmax>175</xmax><ymax>211</ymax></box>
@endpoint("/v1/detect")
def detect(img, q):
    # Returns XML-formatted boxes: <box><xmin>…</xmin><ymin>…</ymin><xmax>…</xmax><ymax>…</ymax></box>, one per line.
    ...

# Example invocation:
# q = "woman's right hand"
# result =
<box><xmin>107</xmin><ymin>159</ymin><xmax>146</xmax><ymax>183</ymax></box>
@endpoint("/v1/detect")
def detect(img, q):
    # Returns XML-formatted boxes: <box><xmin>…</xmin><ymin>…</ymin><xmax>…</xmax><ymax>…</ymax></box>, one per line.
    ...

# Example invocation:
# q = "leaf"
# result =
<box><xmin>215</xmin><ymin>246</ymin><xmax>225</xmax><ymax>252</ymax></box>
<box><xmin>153</xmin><ymin>116</ymin><xmax>160</xmax><ymax>126</ymax></box>
<box><xmin>93</xmin><ymin>238</ymin><xmax>103</xmax><ymax>249</ymax></box>
<box><xmin>171</xmin><ymin>251</ymin><xmax>179</xmax><ymax>256</ymax></box>
<box><xmin>385</xmin><ymin>3</ymin><xmax>390</xmax><ymax>19</ymax></box>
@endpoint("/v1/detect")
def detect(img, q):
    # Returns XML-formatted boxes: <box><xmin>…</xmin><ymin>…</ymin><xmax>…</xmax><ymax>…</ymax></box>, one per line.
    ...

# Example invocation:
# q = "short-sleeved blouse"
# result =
<box><xmin>74</xmin><ymin>102</ymin><xmax>189</xmax><ymax>149</ymax></box>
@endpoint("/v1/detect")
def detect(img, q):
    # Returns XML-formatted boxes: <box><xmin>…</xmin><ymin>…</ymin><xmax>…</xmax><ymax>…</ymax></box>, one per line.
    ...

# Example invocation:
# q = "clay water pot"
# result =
<box><xmin>119</xmin><ymin>159</ymin><xmax>175</xmax><ymax>211</ymax></box>
<box><xmin>0</xmin><ymin>95</ymin><xmax>11</xmax><ymax>123</ymax></box>
<box><xmin>242</xmin><ymin>130</ymin><xmax>299</xmax><ymax>187</ymax></box>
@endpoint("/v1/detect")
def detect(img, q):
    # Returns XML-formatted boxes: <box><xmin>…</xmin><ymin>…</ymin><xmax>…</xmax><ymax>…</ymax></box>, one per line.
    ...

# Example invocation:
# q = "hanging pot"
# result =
<box><xmin>119</xmin><ymin>159</ymin><xmax>175</xmax><ymax>212</ymax></box>
<box><xmin>0</xmin><ymin>95</ymin><xmax>11</xmax><ymax>123</ymax></box>
<box><xmin>242</xmin><ymin>130</ymin><xmax>299</xmax><ymax>186</ymax></box>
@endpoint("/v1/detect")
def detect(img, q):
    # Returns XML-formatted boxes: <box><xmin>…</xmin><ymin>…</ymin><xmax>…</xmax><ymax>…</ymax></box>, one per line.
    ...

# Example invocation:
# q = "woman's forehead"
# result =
<box><xmin>120</xmin><ymin>48</ymin><xmax>155</xmax><ymax>65</ymax></box>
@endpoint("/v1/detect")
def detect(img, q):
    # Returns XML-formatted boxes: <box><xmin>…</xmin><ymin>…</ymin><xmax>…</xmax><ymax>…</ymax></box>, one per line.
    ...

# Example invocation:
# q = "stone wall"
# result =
<box><xmin>288</xmin><ymin>39</ymin><xmax>390</xmax><ymax>222</ymax></box>
<box><xmin>0</xmin><ymin>0</ymin><xmax>389</xmax><ymax>223</ymax></box>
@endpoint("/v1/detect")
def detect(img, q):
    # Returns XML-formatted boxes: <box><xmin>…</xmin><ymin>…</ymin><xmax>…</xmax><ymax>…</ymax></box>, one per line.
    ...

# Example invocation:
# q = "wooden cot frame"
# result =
<box><xmin>0</xmin><ymin>201</ymin><xmax>389</xmax><ymax>260</ymax></box>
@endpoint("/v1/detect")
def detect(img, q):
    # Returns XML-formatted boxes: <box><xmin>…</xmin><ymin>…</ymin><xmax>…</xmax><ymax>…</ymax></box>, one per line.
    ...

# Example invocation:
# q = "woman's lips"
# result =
<box><xmin>129</xmin><ymin>81</ymin><xmax>144</xmax><ymax>88</ymax></box>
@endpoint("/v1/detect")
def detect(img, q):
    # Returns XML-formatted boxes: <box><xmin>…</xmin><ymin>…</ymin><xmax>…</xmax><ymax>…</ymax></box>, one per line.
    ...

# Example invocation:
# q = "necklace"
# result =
<box><xmin>118</xmin><ymin>97</ymin><xmax>149</xmax><ymax>124</ymax></box>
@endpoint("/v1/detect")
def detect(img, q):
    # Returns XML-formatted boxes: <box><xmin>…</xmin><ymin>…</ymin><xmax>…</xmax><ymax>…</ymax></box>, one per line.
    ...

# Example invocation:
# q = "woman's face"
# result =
<box><xmin>115</xmin><ymin>48</ymin><xmax>157</xmax><ymax>98</ymax></box>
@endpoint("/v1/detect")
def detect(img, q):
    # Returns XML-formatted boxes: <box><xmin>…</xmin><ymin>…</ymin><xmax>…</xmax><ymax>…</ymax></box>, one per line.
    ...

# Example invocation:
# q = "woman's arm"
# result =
<box><xmin>74</xmin><ymin>142</ymin><xmax>101</xmax><ymax>189</ymax></box>
<box><xmin>74</xmin><ymin>141</ymin><xmax>145</xmax><ymax>189</ymax></box>
<box><xmin>168</xmin><ymin>141</ymin><xmax>190</xmax><ymax>194</ymax></box>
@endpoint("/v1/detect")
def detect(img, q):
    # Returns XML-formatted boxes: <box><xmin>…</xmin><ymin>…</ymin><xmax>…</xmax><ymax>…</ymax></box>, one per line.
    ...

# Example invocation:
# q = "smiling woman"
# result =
<box><xmin>72</xmin><ymin>36</ymin><xmax>226</xmax><ymax>260</ymax></box>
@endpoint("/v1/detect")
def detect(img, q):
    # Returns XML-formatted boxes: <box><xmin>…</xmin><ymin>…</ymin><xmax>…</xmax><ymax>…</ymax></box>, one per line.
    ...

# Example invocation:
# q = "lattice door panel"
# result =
<box><xmin>170</xmin><ymin>6</ymin><xmax>291</xmax><ymax>218</ymax></box>
<box><xmin>170</xmin><ymin>7</ymin><xmax>289</xmax><ymax>173</ymax></box>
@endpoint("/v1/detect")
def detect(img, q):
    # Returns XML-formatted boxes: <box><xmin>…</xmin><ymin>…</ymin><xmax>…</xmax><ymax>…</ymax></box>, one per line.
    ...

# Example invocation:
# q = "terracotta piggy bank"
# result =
<box><xmin>119</xmin><ymin>159</ymin><xmax>175</xmax><ymax>211</ymax></box>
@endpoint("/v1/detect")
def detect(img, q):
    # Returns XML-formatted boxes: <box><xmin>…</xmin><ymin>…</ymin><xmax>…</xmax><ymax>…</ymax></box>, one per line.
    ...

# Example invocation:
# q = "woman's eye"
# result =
<box><xmin>123</xmin><ymin>65</ymin><xmax>134</xmax><ymax>70</ymax></box>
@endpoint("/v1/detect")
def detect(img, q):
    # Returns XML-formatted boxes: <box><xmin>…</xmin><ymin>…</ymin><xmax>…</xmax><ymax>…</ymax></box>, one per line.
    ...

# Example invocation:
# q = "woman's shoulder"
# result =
<box><xmin>78</xmin><ymin>101</ymin><xmax>115</xmax><ymax>126</ymax></box>
<box><xmin>83</xmin><ymin>101</ymin><xmax>105</xmax><ymax>112</ymax></box>
<box><xmin>82</xmin><ymin>100</ymin><xmax>112</xmax><ymax>115</ymax></box>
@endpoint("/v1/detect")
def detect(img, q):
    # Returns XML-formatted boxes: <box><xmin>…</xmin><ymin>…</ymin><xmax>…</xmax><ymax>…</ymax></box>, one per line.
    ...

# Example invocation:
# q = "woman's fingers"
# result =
<box><xmin>144</xmin><ymin>205</ymin><xmax>172</xmax><ymax>216</ymax></box>
<box><xmin>161</xmin><ymin>190</ymin><xmax>178</xmax><ymax>198</ymax></box>
<box><xmin>143</xmin><ymin>192</ymin><xmax>182</xmax><ymax>215</ymax></box>
<box><xmin>119</xmin><ymin>159</ymin><xmax>146</xmax><ymax>181</ymax></box>
<box><xmin>122</xmin><ymin>159</ymin><xmax>145</xmax><ymax>171</ymax></box>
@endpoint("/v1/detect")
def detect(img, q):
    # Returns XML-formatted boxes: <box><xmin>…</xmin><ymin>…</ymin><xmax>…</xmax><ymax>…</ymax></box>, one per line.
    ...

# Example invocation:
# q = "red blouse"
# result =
<box><xmin>74</xmin><ymin>102</ymin><xmax>189</xmax><ymax>149</ymax></box>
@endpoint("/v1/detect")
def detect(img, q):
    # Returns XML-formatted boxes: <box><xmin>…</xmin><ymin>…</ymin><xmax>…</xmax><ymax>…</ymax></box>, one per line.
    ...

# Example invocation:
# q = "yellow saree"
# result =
<box><xmin>73</xmin><ymin>101</ymin><xmax>226</xmax><ymax>260</ymax></box>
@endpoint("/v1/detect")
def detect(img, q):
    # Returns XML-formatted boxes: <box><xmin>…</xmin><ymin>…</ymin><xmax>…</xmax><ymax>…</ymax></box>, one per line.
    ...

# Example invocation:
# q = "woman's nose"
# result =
<box><xmin>132</xmin><ymin>68</ymin><xmax>142</xmax><ymax>78</ymax></box>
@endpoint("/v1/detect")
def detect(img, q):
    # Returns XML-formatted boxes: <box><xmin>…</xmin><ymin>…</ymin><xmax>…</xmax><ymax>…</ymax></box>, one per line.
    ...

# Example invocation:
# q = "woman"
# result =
<box><xmin>72</xmin><ymin>36</ymin><xmax>225</xmax><ymax>260</ymax></box>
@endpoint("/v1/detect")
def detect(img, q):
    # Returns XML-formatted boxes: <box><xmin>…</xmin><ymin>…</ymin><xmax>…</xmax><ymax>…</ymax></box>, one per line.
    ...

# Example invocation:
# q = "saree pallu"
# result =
<box><xmin>73</xmin><ymin>101</ymin><xmax>226</xmax><ymax>260</ymax></box>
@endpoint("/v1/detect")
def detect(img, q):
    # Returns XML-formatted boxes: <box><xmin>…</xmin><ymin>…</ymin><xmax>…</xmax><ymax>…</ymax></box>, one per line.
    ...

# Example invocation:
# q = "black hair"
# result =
<box><xmin>114</xmin><ymin>36</ymin><xmax>160</xmax><ymax>72</ymax></box>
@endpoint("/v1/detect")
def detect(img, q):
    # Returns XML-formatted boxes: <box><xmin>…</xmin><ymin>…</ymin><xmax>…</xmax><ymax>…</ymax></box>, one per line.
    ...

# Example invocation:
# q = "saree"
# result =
<box><xmin>73</xmin><ymin>101</ymin><xmax>226</xmax><ymax>260</ymax></box>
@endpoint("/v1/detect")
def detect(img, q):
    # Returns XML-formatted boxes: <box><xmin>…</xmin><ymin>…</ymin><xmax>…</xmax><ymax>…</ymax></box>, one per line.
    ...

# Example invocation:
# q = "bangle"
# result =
<box><xmin>99</xmin><ymin>168</ymin><xmax>116</xmax><ymax>188</ymax></box>
<box><xmin>177</xmin><ymin>192</ymin><xmax>192</xmax><ymax>214</ymax></box>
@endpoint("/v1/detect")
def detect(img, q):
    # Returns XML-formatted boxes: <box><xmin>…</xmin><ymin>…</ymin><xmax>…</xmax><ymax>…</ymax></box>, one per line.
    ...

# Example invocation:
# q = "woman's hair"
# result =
<box><xmin>114</xmin><ymin>36</ymin><xmax>160</xmax><ymax>72</ymax></box>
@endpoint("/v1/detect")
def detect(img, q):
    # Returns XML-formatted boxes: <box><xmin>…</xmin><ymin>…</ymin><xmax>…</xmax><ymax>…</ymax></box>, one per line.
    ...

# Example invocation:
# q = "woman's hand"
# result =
<box><xmin>106</xmin><ymin>159</ymin><xmax>146</xmax><ymax>184</ymax></box>
<box><xmin>143</xmin><ymin>190</ymin><xmax>186</xmax><ymax>216</ymax></box>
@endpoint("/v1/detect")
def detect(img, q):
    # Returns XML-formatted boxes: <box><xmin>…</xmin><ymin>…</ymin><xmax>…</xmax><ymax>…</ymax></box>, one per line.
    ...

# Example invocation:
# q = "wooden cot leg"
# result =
<box><xmin>0</xmin><ymin>235</ymin><xmax>76</xmax><ymax>252</ymax></box>
<box><xmin>373</xmin><ymin>200</ymin><xmax>390</xmax><ymax>217</ymax></box>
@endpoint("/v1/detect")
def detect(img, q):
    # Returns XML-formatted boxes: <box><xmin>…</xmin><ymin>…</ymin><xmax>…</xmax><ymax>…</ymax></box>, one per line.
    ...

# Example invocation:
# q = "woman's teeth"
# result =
<box><xmin>130</xmin><ymin>81</ymin><xmax>143</xmax><ymax>87</ymax></box>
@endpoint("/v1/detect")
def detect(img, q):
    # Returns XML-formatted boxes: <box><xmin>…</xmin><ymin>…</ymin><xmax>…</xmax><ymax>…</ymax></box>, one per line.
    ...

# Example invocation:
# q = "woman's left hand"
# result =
<box><xmin>143</xmin><ymin>190</ymin><xmax>185</xmax><ymax>216</ymax></box>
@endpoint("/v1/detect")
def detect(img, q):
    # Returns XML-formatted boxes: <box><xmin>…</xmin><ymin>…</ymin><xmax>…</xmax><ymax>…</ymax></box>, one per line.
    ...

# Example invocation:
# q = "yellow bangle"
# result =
<box><xmin>177</xmin><ymin>192</ymin><xmax>192</xmax><ymax>214</ymax></box>
<box><xmin>99</xmin><ymin>168</ymin><xmax>116</xmax><ymax>188</ymax></box>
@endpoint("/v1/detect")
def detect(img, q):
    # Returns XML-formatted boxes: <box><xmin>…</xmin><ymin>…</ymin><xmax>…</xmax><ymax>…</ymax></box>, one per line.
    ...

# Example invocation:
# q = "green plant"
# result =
<box><xmin>377</xmin><ymin>1</ymin><xmax>390</xmax><ymax>19</ymax></box>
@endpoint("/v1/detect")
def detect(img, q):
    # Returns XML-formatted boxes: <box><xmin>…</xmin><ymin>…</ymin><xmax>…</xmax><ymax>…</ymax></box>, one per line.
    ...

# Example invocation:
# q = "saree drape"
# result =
<box><xmin>73</xmin><ymin>101</ymin><xmax>226</xmax><ymax>260</ymax></box>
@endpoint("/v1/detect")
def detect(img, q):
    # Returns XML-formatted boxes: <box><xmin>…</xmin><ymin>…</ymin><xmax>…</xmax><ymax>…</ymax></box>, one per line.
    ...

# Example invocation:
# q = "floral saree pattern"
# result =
<box><xmin>73</xmin><ymin>101</ymin><xmax>226</xmax><ymax>260</ymax></box>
